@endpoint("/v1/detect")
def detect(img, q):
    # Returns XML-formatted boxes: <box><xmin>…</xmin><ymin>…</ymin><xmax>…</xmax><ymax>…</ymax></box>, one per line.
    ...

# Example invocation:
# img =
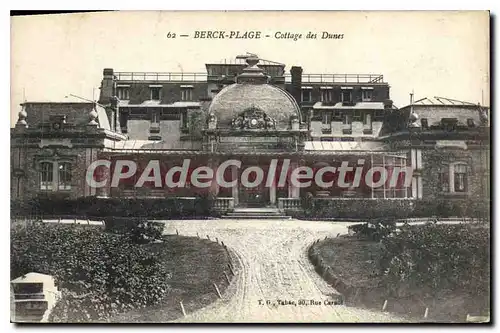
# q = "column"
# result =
<box><xmin>288</xmin><ymin>160</ymin><xmax>300</xmax><ymax>199</ymax></box>
<box><xmin>231</xmin><ymin>164</ymin><xmax>239</xmax><ymax>206</ymax></box>
<box><xmin>270</xmin><ymin>179</ymin><xmax>276</xmax><ymax>206</ymax></box>
<box><xmin>208</xmin><ymin>158</ymin><xmax>220</xmax><ymax>197</ymax></box>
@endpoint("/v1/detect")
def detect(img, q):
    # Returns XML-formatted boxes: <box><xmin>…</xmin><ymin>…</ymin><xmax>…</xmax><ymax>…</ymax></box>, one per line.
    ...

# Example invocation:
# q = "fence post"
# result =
<box><xmin>223</xmin><ymin>271</ymin><xmax>230</xmax><ymax>284</ymax></box>
<box><xmin>207</xmin><ymin>235</ymin><xmax>210</xmax><ymax>241</ymax></box>
<box><xmin>382</xmin><ymin>300</ymin><xmax>388</xmax><ymax>311</ymax></box>
<box><xmin>213</xmin><ymin>283</ymin><xmax>222</xmax><ymax>298</ymax></box>
<box><xmin>179</xmin><ymin>301</ymin><xmax>186</xmax><ymax>317</ymax></box>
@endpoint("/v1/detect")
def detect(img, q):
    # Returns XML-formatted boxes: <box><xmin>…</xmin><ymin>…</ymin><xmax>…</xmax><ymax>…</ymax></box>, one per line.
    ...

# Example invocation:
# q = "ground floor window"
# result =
<box><xmin>439</xmin><ymin>162</ymin><xmax>469</xmax><ymax>193</ymax></box>
<box><xmin>39</xmin><ymin>161</ymin><xmax>72</xmax><ymax>191</ymax></box>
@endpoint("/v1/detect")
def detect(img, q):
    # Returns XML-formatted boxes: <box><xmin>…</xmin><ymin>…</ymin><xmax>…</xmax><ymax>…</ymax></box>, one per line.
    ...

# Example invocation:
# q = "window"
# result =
<box><xmin>322</xmin><ymin>112</ymin><xmax>331</xmax><ymax>125</ymax></box>
<box><xmin>439</xmin><ymin>163</ymin><xmax>468</xmax><ymax>193</ymax></box>
<box><xmin>454</xmin><ymin>164</ymin><xmax>468</xmax><ymax>192</ymax></box>
<box><xmin>181</xmin><ymin>88</ymin><xmax>193</xmax><ymax>101</ymax></box>
<box><xmin>374</xmin><ymin>110</ymin><xmax>385</xmax><ymax>121</ymax></box>
<box><xmin>150</xmin><ymin>87</ymin><xmax>161</xmax><ymax>100</ymax></box>
<box><xmin>39</xmin><ymin>161</ymin><xmax>72</xmax><ymax>191</ymax></box>
<box><xmin>439</xmin><ymin>165</ymin><xmax>450</xmax><ymax>193</ymax></box>
<box><xmin>363</xmin><ymin>113</ymin><xmax>372</xmax><ymax>126</ymax></box>
<box><xmin>181</xmin><ymin>110</ymin><xmax>188</xmax><ymax>129</ymax></box>
<box><xmin>40</xmin><ymin>162</ymin><xmax>53</xmax><ymax>191</ymax></box>
<box><xmin>302</xmin><ymin>90</ymin><xmax>311</xmax><ymax>102</ymax></box>
<box><xmin>333</xmin><ymin>110</ymin><xmax>342</xmax><ymax>121</ymax></box>
<box><xmin>343</xmin><ymin>114</ymin><xmax>352</xmax><ymax>125</ymax></box>
<box><xmin>58</xmin><ymin>162</ymin><xmax>72</xmax><ymax>190</ymax></box>
<box><xmin>341</xmin><ymin>90</ymin><xmax>352</xmax><ymax>103</ymax></box>
<box><xmin>421</xmin><ymin>118</ymin><xmax>429</xmax><ymax>129</ymax></box>
<box><xmin>362</xmin><ymin>89</ymin><xmax>373</xmax><ymax>101</ymax></box>
<box><xmin>117</xmin><ymin>87</ymin><xmax>130</xmax><ymax>100</ymax></box>
<box><xmin>151</xmin><ymin>112</ymin><xmax>160</xmax><ymax>124</ymax></box>
<box><xmin>353</xmin><ymin>110</ymin><xmax>362</xmax><ymax>122</ymax></box>
<box><xmin>467</xmin><ymin>118</ymin><xmax>475</xmax><ymax>127</ymax></box>
<box><xmin>321</xmin><ymin>89</ymin><xmax>333</xmax><ymax>102</ymax></box>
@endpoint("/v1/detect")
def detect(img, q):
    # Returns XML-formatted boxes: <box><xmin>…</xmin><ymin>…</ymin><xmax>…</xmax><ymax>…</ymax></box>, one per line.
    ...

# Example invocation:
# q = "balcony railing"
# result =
<box><xmin>114</xmin><ymin>71</ymin><xmax>385</xmax><ymax>84</ymax></box>
<box><xmin>115</xmin><ymin>72</ymin><xmax>208</xmax><ymax>82</ymax></box>
<box><xmin>285</xmin><ymin>73</ymin><xmax>385</xmax><ymax>84</ymax></box>
<box><xmin>213</xmin><ymin>197</ymin><xmax>235</xmax><ymax>211</ymax></box>
<box><xmin>278</xmin><ymin>198</ymin><xmax>302</xmax><ymax>211</ymax></box>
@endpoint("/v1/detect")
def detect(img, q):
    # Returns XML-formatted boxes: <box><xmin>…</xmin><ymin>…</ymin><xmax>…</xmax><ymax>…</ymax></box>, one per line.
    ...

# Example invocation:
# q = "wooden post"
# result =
<box><xmin>382</xmin><ymin>300</ymin><xmax>388</xmax><ymax>311</ymax></box>
<box><xmin>58</xmin><ymin>217</ymin><xmax>61</xmax><ymax>223</ymax></box>
<box><xmin>207</xmin><ymin>235</ymin><xmax>210</xmax><ymax>241</ymax></box>
<box><xmin>74</xmin><ymin>218</ymin><xmax>77</xmax><ymax>224</ymax></box>
<box><xmin>337</xmin><ymin>233</ymin><xmax>340</xmax><ymax>238</ymax></box>
<box><xmin>87</xmin><ymin>219</ymin><xmax>90</xmax><ymax>225</ymax></box>
<box><xmin>197</xmin><ymin>232</ymin><xmax>200</xmax><ymax>238</ymax></box>
<box><xmin>176</xmin><ymin>229</ymin><xmax>179</xmax><ymax>235</ymax></box>
<box><xmin>228</xmin><ymin>264</ymin><xmax>235</xmax><ymax>276</ymax></box>
<box><xmin>213</xmin><ymin>283</ymin><xmax>222</xmax><ymax>298</ymax></box>
<box><xmin>216</xmin><ymin>237</ymin><xmax>219</xmax><ymax>243</ymax></box>
<box><xmin>223</xmin><ymin>271</ymin><xmax>230</xmax><ymax>284</ymax></box>
<box><xmin>221</xmin><ymin>241</ymin><xmax>225</xmax><ymax>247</ymax></box>
<box><xmin>179</xmin><ymin>301</ymin><xmax>186</xmax><ymax>317</ymax></box>
<box><xmin>424</xmin><ymin>307</ymin><xmax>429</xmax><ymax>319</ymax></box>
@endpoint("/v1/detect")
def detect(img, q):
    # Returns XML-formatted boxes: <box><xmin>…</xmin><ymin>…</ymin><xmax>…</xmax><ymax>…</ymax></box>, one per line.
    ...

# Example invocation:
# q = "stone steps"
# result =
<box><xmin>221</xmin><ymin>208</ymin><xmax>291</xmax><ymax>220</ymax></box>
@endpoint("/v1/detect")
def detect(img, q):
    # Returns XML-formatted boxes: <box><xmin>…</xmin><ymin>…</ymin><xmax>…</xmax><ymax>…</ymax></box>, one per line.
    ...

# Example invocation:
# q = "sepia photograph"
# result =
<box><xmin>9</xmin><ymin>10</ymin><xmax>490</xmax><ymax>324</ymax></box>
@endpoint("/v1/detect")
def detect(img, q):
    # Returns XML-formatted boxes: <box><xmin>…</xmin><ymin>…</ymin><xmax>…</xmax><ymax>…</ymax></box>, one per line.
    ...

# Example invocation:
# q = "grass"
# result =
<box><xmin>310</xmin><ymin>237</ymin><xmax>489</xmax><ymax>323</ymax></box>
<box><xmin>110</xmin><ymin>235</ymin><xmax>232</xmax><ymax>322</ymax></box>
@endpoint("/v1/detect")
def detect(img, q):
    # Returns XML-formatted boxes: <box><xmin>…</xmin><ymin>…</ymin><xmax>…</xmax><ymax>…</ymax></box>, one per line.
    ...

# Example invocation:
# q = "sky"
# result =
<box><xmin>10</xmin><ymin>11</ymin><xmax>490</xmax><ymax>127</ymax></box>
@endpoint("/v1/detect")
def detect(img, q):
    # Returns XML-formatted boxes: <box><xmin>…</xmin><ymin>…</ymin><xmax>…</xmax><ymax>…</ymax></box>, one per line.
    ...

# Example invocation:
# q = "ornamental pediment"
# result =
<box><xmin>231</xmin><ymin>107</ymin><xmax>276</xmax><ymax>130</ymax></box>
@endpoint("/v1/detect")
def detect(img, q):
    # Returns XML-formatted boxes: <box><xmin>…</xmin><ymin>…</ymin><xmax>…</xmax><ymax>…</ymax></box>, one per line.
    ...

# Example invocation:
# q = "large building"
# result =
<box><xmin>11</xmin><ymin>53</ymin><xmax>490</xmax><ymax>216</ymax></box>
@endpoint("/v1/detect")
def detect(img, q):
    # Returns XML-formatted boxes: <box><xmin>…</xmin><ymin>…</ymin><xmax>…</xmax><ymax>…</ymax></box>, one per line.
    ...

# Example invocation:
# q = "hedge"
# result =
<box><xmin>379</xmin><ymin>223</ymin><xmax>490</xmax><ymax>299</ymax></box>
<box><xmin>11</xmin><ymin>196</ymin><xmax>217</xmax><ymax>219</ymax></box>
<box><xmin>11</xmin><ymin>223</ymin><xmax>172</xmax><ymax>322</ymax></box>
<box><xmin>303</xmin><ymin>198</ymin><xmax>489</xmax><ymax>220</ymax></box>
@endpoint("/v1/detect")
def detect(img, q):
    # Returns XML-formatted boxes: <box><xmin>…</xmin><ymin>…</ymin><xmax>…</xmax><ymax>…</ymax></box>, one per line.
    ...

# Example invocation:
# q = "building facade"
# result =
<box><xmin>11</xmin><ymin>53</ymin><xmax>490</xmax><ymax>216</ymax></box>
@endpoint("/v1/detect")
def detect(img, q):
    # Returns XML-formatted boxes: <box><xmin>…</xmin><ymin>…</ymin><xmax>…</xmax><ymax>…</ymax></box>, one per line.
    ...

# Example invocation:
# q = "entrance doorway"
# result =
<box><xmin>238</xmin><ymin>184</ymin><xmax>270</xmax><ymax>207</ymax></box>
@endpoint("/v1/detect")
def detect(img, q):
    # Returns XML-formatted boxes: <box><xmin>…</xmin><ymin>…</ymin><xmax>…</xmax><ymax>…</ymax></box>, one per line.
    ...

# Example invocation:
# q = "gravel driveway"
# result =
<box><xmin>162</xmin><ymin>219</ymin><xmax>408</xmax><ymax>323</ymax></box>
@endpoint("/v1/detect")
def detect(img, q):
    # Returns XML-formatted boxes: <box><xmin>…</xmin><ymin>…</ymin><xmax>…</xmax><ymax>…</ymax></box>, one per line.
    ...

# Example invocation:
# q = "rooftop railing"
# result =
<box><xmin>115</xmin><ymin>72</ymin><xmax>208</xmax><ymax>82</ymax></box>
<box><xmin>285</xmin><ymin>73</ymin><xmax>385</xmax><ymax>84</ymax></box>
<box><xmin>114</xmin><ymin>72</ymin><xmax>385</xmax><ymax>84</ymax></box>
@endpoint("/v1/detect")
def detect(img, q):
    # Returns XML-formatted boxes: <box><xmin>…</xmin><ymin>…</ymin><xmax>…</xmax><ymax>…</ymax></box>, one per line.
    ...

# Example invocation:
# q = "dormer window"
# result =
<box><xmin>441</xmin><ymin>118</ymin><xmax>458</xmax><ymax>131</ymax></box>
<box><xmin>181</xmin><ymin>85</ymin><xmax>194</xmax><ymax>101</ymax></box>
<box><xmin>301</xmin><ymin>87</ymin><xmax>312</xmax><ymax>102</ymax></box>
<box><xmin>341</xmin><ymin>90</ymin><xmax>352</xmax><ymax>103</ymax></box>
<box><xmin>117</xmin><ymin>85</ymin><xmax>130</xmax><ymax>100</ymax></box>
<box><xmin>320</xmin><ymin>87</ymin><xmax>333</xmax><ymax>102</ymax></box>
<box><xmin>150</xmin><ymin>85</ymin><xmax>162</xmax><ymax>100</ymax></box>
<box><xmin>361</xmin><ymin>87</ymin><xmax>374</xmax><ymax>101</ymax></box>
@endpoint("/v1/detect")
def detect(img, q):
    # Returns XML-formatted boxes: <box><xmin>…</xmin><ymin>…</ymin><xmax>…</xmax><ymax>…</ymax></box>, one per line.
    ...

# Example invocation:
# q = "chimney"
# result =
<box><xmin>290</xmin><ymin>66</ymin><xmax>303</xmax><ymax>106</ymax></box>
<box><xmin>98</xmin><ymin>68</ymin><xmax>115</xmax><ymax>105</ymax></box>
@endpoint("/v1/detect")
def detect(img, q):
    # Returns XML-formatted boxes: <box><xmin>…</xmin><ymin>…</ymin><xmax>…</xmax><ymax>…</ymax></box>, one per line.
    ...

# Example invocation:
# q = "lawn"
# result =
<box><xmin>111</xmin><ymin>235</ymin><xmax>233</xmax><ymax>322</ymax></box>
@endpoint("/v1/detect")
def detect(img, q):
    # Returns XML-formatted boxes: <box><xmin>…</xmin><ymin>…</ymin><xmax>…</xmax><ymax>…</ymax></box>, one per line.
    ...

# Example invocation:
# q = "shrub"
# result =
<box><xmin>11</xmin><ymin>223</ymin><xmax>172</xmax><ymax>322</ymax></box>
<box><xmin>349</xmin><ymin>218</ymin><xmax>397</xmax><ymax>242</ymax></box>
<box><xmin>379</xmin><ymin>223</ymin><xmax>490</xmax><ymax>298</ymax></box>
